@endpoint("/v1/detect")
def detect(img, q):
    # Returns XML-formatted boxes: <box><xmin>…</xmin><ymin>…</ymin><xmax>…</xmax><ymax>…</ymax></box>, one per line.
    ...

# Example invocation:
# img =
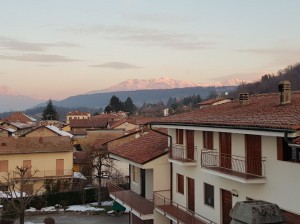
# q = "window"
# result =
<box><xmin>132</xmin><ymin>166</ymin><xmax>139</xmax><ymax>182</ymax></box>
<box><xmin>176</xmin><ymin>129</ymin><xmax>183</xmax><ymax>144</ymax></box>
<box><xmin>0</xmin><ymin>160</ymin><xmax>8</xmax><ymax>172</ymax></box>
<box><xmin>203</xmin><ymin>131</ymin><xmax>213</xmax><ymax>149</ymax></box>
<box><xmin>204</xmin><ymin>183</ymin><xmax>214</xmax><ymax>207</ymax></box>
<box><xmin>177</xmin><ymin>174</ymin><xmax>184</xmax><ymax>194</ymax></box>
<box><xmin>277</xmin><ymin>137</ymin><xmax>300</xmax><ymax>163</ymax></box>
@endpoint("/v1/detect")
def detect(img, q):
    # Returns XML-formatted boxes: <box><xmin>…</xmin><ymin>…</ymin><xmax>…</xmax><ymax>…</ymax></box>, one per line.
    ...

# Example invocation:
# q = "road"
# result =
<box><xmin>18</xmin><ymin>213</ymin><xmax>129</xmax><ymax>224</ymax></box>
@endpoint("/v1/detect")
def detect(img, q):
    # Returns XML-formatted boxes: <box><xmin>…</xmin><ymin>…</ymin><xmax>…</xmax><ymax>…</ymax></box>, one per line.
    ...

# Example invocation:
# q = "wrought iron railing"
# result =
<box><xmin>201</xmin><ymin>150</ymin><xmax>266</xmax><ymax>179</ymax></box>
<box><xmin>169</xmin><ymin>144</ymin><xmax>198</xmax><ymax>162</ymax></box>
<box><xmin>154</xmin><ymin>191</ymin><xmax>216</xmax><ymax>224</ymax></box>
<box><xmin>107</xmin><ymin>183</ymin><xmax>154</xmax><ymax>216</ymax></box>
<box><xmin>12</xmin><ymin>169</ymin><xmax>73</xmax><ymax>179</ymax></box>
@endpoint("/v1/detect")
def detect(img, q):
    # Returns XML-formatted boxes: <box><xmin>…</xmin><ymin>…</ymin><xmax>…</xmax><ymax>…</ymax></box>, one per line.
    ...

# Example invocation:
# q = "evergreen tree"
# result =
<box><xmin>124</xmin><ymin>97</ymin><xmax>136</xmax><ymax>115</ymax></box>
<box><xmin>104</xmin><ymin>95</ymin><xmax>124</xmax><ymax>113</ymax></box>
<box><xmin>42</xmin><ymin>99</ymin><xmax>58</xmax><ymax>120</ymax></box>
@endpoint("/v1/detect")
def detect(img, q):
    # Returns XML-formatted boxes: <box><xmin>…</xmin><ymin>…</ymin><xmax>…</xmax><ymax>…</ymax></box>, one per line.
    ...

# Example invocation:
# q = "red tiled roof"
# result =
<box><xmin>0</xmin><ymin>136</ymin><xmax>73</xmax><ymax>154</ymax></box>
<box><xmin>150</xmin><ymin>92</ymin><xmax>300</xmax><ymax>131</ymax></box>
<box><xmin>73</xmin><ymin>151</ymin><xmax>89</xmax><ymax>164</ymax></box>
<box><xmin>70</xmin><ymin>118</ymin><xmax>109</xmax><ymax>129</ymax></box>
<box><xmin>293</xmin><ymin>137</ymin><xmax>300</xmax><ymax>144</ymax></box>
<box><xmin>93</xmin><ymin>113</ymin><xmax>122</xmax><ymax>120</ymax></box>
<box><xmin>199</xmin><ymin>98</ymin><xmax>228</xmax><ymax>105</ymax></box>
<box><xmin>67</xmin><ymin>111</ymin><xmax>90</xmax><ymax>116</ymax></box>
<box><xmin>109</xmin><ymin>129</ymin><xmax>168</xmax><ymax>164</ymax></box>
<box><xmin>4</xmin><ymin>112</ymin><xmax>36</xmax><ymax>123</ymax></box>
<box><xmin>93</xmin><ymin>135</ymin><xmax>122</xmax><ymax>149</ymax></box>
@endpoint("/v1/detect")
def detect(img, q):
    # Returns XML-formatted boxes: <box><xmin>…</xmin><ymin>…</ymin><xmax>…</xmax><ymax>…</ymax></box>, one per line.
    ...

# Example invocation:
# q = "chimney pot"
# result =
<box><xmin>278</xmin><ymin>81</ymin><xmax>291</xmax><ymax>105</ymax></box>
<box><xmin>239</xmin><ymin>93</ymin><xmax>249</xmax><ymax>105</ymax></box>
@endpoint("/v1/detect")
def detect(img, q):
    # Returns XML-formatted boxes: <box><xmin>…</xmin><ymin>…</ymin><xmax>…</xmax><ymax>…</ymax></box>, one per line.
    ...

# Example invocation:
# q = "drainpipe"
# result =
<box><xmin>149</xmin><ymin>126</ymin><xmax>173</xmax><ymax>201</ymax></box>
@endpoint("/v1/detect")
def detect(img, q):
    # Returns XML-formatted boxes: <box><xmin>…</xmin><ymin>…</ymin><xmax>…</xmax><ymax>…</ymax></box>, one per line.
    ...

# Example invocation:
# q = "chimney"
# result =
<box><xmin>239</xmin><ymin>93</ymin><xmax>249</xmax><ymax>105</ymax></box>
<box><xmin>278</xmin><ymin>80</ymin><xmax>291</xmax><ymax>105</ymax></box>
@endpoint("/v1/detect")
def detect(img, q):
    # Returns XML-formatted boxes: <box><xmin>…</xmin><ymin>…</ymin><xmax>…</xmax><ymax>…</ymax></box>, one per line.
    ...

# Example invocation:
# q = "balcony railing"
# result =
<box><xmin>201</xmin><ymin>150</ymin><xmax>266</xmax><ymax>180</ymax></box>
<box><xmin>169</xmin><ymin>144</ymin><xmax>198</xmax><ymax>163</ymax></box>
<box><xmin>107</xmin><ymin>183</ymin><xmax>154</xmax><ymax>219</ymax></box>
<box><xmin>154</xmin><ymin>191</ymin><xmax>216</xmax><ymax>224</ymax></box>
<box><xmin>12</xmin><ymin>169</ymin><xmax>73</xmax><ymax>180</ymax></box>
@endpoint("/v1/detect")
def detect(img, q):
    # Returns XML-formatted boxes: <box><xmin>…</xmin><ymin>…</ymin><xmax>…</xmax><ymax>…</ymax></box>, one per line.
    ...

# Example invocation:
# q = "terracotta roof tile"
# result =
<box><xmin>0</xmin><ymin>136</ymin><xmax>73</xmax><ymax>154</ymax></box>
<box><xmin>109</xmin><ymin>129</ymin><xmax>168</xmax><ymax>164</ymax></box>
<box><xmin>199</xmin><ymin>98</ymin><xmax>229</xmax><ymax>105</ymax></box>
<box><xmin>70</xmin><ymin>118</ymin><xmax>109</xmax><ymax>129</ymax></box>
<box><xmin>67</xmin><ymin>111</ymin><xmax>90</xmax><ymax>116</ymax></box>
<box><xmin>4</xmin><ymin>112</ymin><xmax>36</xmax><ymax>123</ymax></box>
<box><xmin>150</xmin><ymin>92</ymin><xmax>300</xmax><ymax>131</ymax></box>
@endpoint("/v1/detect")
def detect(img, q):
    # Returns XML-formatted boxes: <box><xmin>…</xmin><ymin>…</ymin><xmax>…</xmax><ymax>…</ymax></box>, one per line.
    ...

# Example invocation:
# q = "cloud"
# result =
<box><xmin>0</xmin><ymin>54</ymin><xmax>81</xmax><ymax>62</ymax></box>
<box><xmin>60</xmin><ymin>25</ymin><xmax>214</xmax><ymax>50</ymax></box>
<box><xmin>0</xmin><ymin>36</ymin><xmax>79</xmax><ymax>52</ymax></box>
<box><xmin>90</xmin><ymin>62</ymin><xmax>142</xmax><ymax>69</ymax></box>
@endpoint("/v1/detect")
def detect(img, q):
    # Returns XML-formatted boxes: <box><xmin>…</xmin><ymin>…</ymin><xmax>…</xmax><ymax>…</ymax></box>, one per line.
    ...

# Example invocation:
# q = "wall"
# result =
<box><xmin>25</xmin><ymin>127</ymin><xmax>58</xmax><ymax>137</ymax></box>
<box><xmin>168</xmin><ymin>128</ymin><xmax>300</xmax><ymax>224</ymax></box>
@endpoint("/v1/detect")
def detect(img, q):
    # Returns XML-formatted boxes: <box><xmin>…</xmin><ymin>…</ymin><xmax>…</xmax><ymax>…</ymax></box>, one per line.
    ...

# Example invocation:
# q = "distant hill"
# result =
<box><xmin>39</xmin><ymin>86</ymin><xmax>236</xmax><ymax>109</ymax></box>
<box><xmin>0</xmin><ymin>94</ymin><xmax>43</xmax><ymax>113</ymax></box>
<box><xmin>231</xmin><ymin>64</ymin><xmax>300</xmax><ymax>97</ymax></box>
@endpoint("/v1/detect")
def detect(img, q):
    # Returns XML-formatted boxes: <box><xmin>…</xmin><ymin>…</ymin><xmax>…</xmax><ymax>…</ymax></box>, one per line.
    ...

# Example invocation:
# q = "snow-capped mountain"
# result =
<box><xmin>88</xmin><ymin>77</ymin><xmax>243</xmax><ymax>94</ymax></box>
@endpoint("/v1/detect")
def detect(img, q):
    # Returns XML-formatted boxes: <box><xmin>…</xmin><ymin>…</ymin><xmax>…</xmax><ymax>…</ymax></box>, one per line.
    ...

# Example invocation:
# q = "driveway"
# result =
<box><xmin>19</xmin><ymin>213</ymin><xmax>128</xmax><ymax>224</ymax></box>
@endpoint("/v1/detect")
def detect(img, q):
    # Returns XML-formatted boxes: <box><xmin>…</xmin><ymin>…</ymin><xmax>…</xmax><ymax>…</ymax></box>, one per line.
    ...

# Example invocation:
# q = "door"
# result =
<box><xmin>222</xmin><ymin>189</ymin><xmax>232</xmax><ymax>224</ymax></box>
<box><xmin>56</xmin><ymin>159</ymin><xmax>64</xmax><ymax>176</ymax></box>
<box><xmin>219</xmin><ymin>133</ymin><xmax>231</xmax><ymax>169</ymax></box>
<box><xmin>23</xmin><ymin>160</ymin><xmax>31</xmax><ymax>178</ymax></box>
<box><xmin>246</xmin><ymin>135</ymin><xmax>262</xmax><ymax>176</ymax></box>
<box><xmin>186</xmin><ymin>130</ymin><xmax>195</xmax><ymax>160</ymax></box>
<box><xmin>187</xmin><ymin>177</ymin><xmax>195</xmax><ymax>212</ymax></box>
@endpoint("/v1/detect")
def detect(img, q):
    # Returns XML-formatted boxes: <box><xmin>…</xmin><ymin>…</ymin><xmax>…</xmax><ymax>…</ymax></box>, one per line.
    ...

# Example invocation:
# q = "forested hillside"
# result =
<box><xmin>231</xmin><ymin>64</ymin><xmax>300</xmax><ymax>97</ymax></box>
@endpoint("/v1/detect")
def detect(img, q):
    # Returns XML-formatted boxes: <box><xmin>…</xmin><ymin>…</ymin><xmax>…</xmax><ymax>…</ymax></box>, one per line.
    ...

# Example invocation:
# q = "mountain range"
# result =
<box><xmin>0</xmin><ymin>77</ymin><xmax>243</xmax><ymax>113</ymax></box>
<box><xmin>88</xmin><ymin>77</ymin><xmax>244</xmax><ymax>94</ymax></box>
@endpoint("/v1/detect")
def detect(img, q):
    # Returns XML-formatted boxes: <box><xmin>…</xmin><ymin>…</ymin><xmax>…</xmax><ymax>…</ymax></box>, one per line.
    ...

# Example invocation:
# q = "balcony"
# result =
<box><xmin>107</xmin><ymin>183</ymin><xmax>154</xmax><ymax>220</ymax></box>
<box><xmin>169</xmin><ymin>144</ymin><xmax>198</xmax><ymax>166</ymax></box>
<box><xmin>154</xmin><ymin>191</ymin><xmax>216</xmax><ymax>224</ymax></box>
<box><xmin>12</xmin><ymin>169</ymin><xmax>73</xmax><ymax>180</ymax></box>
<box><xmin>201</xmin><ymin>150</ymin><xmax>266</xmax><ymax>184</ymax></box>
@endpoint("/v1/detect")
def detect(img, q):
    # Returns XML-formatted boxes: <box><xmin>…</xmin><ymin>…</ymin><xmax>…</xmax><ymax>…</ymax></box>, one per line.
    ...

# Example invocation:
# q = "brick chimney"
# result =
<box><xmin>239</xmin><ymin>93</ymin><xmax>249</xmax><ymax>105</ymax></box>
<box><xmin>278</xmin><ymin>81</ymin><xmax>291</xmax><ymax>105</ymax></box>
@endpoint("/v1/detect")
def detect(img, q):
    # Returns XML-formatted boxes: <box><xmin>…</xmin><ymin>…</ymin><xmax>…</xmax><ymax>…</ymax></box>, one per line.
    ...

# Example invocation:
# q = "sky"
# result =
<box><xmin>1</xmin><ymin>0</ymin><xmax>300</xmax><ymax>100</ymax></box>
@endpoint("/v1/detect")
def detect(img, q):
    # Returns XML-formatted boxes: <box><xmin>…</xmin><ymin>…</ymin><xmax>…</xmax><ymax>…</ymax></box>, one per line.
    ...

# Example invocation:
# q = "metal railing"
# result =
<box><xmin>107</xmin><ymin>183</ymin><xmax>154</xmax><ymax>217</ymax></box>
<box><xmin>201</xmin><ymin>150</ymin><xmax>266</xmax><ymax>179</ymax></box>
<box><xmin>12</xmin><ymin>169</ymin><xmax>73</xmax><ymax>179</ymax></box>
<box><xmin>169</xmin><ymin>144</ymin><xmax>198</xmax><ymax>162</ymax></box>
<box><xmin>154</xmin><ymin>191</ymin><xmax>216</xmax><ymax>224</ymax></box>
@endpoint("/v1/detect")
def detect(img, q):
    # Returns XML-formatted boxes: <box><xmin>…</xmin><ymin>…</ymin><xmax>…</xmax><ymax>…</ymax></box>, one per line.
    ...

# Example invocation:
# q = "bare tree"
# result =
<box><xmin>90</xmin><ymin>148</ymin><xmax>116</xmax><ymax>206</ymax></box>
<box><xmin>0</xmin><ymin>166</ymin><xmax>43</xmax><ymax>224</ymax></box>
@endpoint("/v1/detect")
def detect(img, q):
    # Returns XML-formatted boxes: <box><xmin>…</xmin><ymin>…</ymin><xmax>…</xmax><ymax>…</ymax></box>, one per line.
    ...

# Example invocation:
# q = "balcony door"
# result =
<box><xmin>56</xmin><ymin>159</ymin><xmax>64</xmax><ymax>176</ymax></box>
<box><xmin>187</xmin><ymin>177</ymin><xmax>195</xmax><ymax>212</ymax></box>
<box><xmin>245</xmin><ymin>135</ymin><xmax>262</xmax><ymax>176</ymax></box>
<box><xmin>186</xmin><ymin>130</ymin><xmax>194</xmax><ymax>160</ymax></box>
<box><xmin>23</xmin><ymin>160</ymin><xmax>31</xmax><ymax>178</ymax></box>
<box><xmin>221</xmin><ymin>189</ymin><xmax>232</xmax><ymax>224</ymax></box>
<box><xmin>219</xmin><ymin>133</ymin><xmax>231</xmax><ymax>169</ymax></box>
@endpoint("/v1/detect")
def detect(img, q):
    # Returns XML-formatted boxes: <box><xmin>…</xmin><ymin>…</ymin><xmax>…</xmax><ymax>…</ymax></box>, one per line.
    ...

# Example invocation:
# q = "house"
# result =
<box><xmin>198</xmin><ymin>97</ymin><xmax>231</xmax><ymax>109</ymax></box>
<box><xmin>21</xmin><ymin>125</ymin><xmax>73</xmax><ymax>138</ymax></box>
<box><xmin>66</xmin><ymin>111</ymin><xmax>91</xmax><ymax>124</ymax></box>
<box><xmin>0</xmin><ymin>126</ymin><xmax>15</xmax><ymax>137</ymax></box>
<box><xmin>2</xmin><ymin>121</ymin><xmax>36</xmax><ymax>136</ymax></box>
<box><xmin>108</xmin><ymin>129</ymin><xmax>170</xmax><ymax>224</ymax></box>
<box><xmin>148</xmin><ymin>81</ymin><xmax>300</xmax><ymax>224</ymax></box>
<box><xmin>110</xmin><ymin>119</ymin><xmax>139</xmax><ymax>132</ymax></box>
<box><xmin>0</xmin><ymin>136</ymin><xmax>73</xmax><ymax>194</ymax></box>
<box><xmin>3</xmin><ymin>112</ymin><xmax>36</xmax><ymax>123</ymax></box>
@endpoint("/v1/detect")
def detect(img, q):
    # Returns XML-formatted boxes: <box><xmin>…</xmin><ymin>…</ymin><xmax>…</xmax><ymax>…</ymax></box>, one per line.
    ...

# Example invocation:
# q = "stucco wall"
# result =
<box><xmin>168</xmin><ymin>128</ymin><xmax>300</xmax><ymax>224</ymax></box>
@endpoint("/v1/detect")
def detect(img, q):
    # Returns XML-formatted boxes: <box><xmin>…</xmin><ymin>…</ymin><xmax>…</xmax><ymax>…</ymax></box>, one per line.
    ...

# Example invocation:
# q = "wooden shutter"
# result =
<box><xmin>176</xmin><ymin>129</ymin><xmax>183</xmax><ymax>144</ymax></box>
<box><xmin>0</xmin><ymin>160</ymin><xmax>8</xmax><ymax>172</ymax></box>
<box><xmin>277</xmin><ymin>137</ymin><xmax>284</xmax><ymax>161</ymax></box>
<box><xmin>203</xmin><ymin>131</ymin><xmax>213</xmax><ymax>149</ymax></box>
<box><xmin>56</xmin><ymin>159</ymin><xmax>64</xmax><ymax>176</ymax></box>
